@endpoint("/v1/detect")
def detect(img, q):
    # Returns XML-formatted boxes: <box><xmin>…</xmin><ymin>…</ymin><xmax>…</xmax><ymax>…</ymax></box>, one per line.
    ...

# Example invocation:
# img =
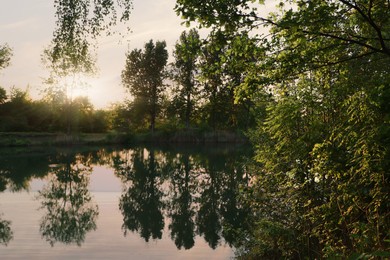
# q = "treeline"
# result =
<box><xmin>1</xmin><ymin>0</ymin><xmax>389</xmax><ymax>258</ymax></box>
<box><xmin>0</xmin><ymin>30</ymin><xmax>257</xmax><ymax>134</ymax></box>
<box><xmin>0</xmin><ymin>87</ymin><xmax>109</xmax><ymax>133</ymax></box>
<box><xmin>120</xmin><ymin>32</ymin><xmax>256</xmax><ymax>133</ymax></box>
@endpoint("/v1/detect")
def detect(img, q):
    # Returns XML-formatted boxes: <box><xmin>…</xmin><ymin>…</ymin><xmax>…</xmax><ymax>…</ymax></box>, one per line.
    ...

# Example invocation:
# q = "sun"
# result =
<box><xmin>59</xmin><ymin>73</ymin><xmax>124</xmax><ymax>109</ymax></box>
<box><xmin>62</xmin><ymin>74</ymin><xmax>94</xmax><ymax>100</ymax></box>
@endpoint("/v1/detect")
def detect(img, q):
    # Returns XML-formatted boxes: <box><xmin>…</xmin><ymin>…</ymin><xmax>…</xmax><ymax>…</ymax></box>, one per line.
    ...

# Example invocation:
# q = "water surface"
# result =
<box><xmin>0</xmin><ymin>145</ymin><xmax>252</xmax><ymax>259</ymax></box>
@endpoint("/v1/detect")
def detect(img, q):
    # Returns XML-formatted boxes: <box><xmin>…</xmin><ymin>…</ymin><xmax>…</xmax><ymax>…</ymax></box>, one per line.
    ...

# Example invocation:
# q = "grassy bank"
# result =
<box><xmin>0</xmin><ymin>132</ymin><xmax>129</xmax><ymax>147</ymax></box>
<box><xmin>0</xmin><ymin>129</ymin><xmax>248</xmax><ymax>147</ymax></box>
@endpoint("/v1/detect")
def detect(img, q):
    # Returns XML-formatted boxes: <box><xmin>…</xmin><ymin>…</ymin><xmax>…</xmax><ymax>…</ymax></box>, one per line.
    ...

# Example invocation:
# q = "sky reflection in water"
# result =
<box><xmin>0</xmin><ymin>145</ymin><xmax>252</xmax><ymax>259</ymax></box>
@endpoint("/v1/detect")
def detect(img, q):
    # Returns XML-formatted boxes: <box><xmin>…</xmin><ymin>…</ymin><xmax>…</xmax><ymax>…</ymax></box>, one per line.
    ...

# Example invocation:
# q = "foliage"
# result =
<box><xmin>121</xmin><ymin>40</ymin><xmax>169</xmax><ymax>133</ymax></box>
<box><xmin>0</xmin><ymin>44</ymin><xmax>12</xmax><ymax>71</ymax></box>
<box><xmin>0</xmin><ymin>87</ymin><xmax>6</xmax><ymax>104</ymax></box>
<box><xmin>0</xmin><ymin>87</ymin><xmax>110</xmax><ymax>133</ymax></box>
<box><xmin>171</xmin><ymin>29</ymin><xmax>202</xmax><ymax>128</ymax></box>
<box><xmin>176</xmin><ymin>0</ymin><xmax>390</xmax><ymax>258</ymax></box>
<box><xmin>45</xmin><ymin>0</ymin><xmax>133</xmax><ymax>77</ymax></box>
<box><xmin>40</xmin><ymin>0</ymin><xmax>133</xmax><ymax>134</ymax></box>
<box><xmin>37</xmin><ymin>154</ymin><xmax>98</xmax><ymax>246</ymax></box>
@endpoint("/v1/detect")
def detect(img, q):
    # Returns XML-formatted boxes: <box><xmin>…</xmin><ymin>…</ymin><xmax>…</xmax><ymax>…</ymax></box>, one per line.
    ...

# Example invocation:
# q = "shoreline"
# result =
<box><xmin>0</xmin><ymin>130</ymin><xmax>249</xmax><ymax>147</ymax></box>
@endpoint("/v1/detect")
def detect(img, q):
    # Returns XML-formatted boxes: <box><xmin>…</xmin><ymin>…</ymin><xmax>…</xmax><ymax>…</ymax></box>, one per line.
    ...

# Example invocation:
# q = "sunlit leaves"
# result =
<box><xmin>175</xmin><ymin>0</ymin><xmax>390</xmax><ymax>256</ymax></box>
<box><xmin>175</xmin><ymin>0</ymin><xmax>265</xmax><ymax>32</ymax></box>
<box><xmin>45</xmin><ymin>0</ymin><xmax>133</xmax><ymax>76</ymax></box>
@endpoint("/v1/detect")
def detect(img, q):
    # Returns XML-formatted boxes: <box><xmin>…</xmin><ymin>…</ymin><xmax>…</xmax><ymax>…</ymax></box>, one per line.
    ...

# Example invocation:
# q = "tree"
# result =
<box><xmin>175</xmin><ymin>1</ymin><xmax>390</xmax><ymax>82</ymax></box>
<box><xmin>46</xmin><ymin>0</ymin><xmax>133</xmax><ymax>77</ymax></box>
<box><xmin>122</xmin><ymin>40</ymin><xmax>168</xmax><ymax>133</ymax></box>
<box><xmin>172</xmin><ymin>29</ymin><xmax>202</xmax><ymax>128</ymax></box>
<box><xmin>198</xmin><ymin>30</ymin><xmax>260</xmax><ymax>129</ymax></box>
<box><xmin>42</xmin><ymin>0</ymin><xmax>133</xmax><ymax>134</ymax></box>
<box><xmin>0</xmin><ymin>44</ymin><xmax>12</xmax><ymax>71</ymax></box>
<box><xmin>175</xmin><ymin>0</ymin><xmax>390</xmax><ymax>258</ymax></box>
<box><xmin>0</xmin><ymin>87</ymin><xmax>7</xmax><ymax>104</ymax></box>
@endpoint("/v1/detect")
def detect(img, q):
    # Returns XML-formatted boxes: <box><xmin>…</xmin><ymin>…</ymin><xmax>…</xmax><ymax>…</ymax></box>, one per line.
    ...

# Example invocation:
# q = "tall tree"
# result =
<box><xmin>175</xmin><ymin>0</ymin><xmax>390</xmax><ymax>258</ymax></box>
<box><xmin>122</xmin><ymin>40</ymin><xmax>168</xmax><ymax>133</ymax></box>
<box><xmin>172</xmin><ymin>29</ymin><xmax>202</xmax><ymax>128</ymax></box>
<box><xmin>43</xmin><ymin>0</ymin><xmax>133</xmax><ymax>134</ymax></box>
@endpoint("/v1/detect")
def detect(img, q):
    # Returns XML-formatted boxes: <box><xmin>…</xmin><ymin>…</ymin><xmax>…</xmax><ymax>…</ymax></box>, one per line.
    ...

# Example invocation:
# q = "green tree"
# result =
<box><xmin>43</xmin><ymin>0</ymin><xmax>132</xmax><ymax>134</ymax></box>
<box><xmin>197</xmin><ymin>30</ymin><xmax>226</xmax><ymax>130</ymax></box>
<box><xmin>171</xmin><ymin>29</ymin><xmax>202</xmax><ymax>129</ymax></box>
<box><xmin>0</xmin><ymin>88</ymin><xmax>32</xmax><ymax>131</ymax></box>
<box><xmin>199</xmin><ymin>30</ymin><xmax>260</xmax><ymax>129</ymax></box>
<box><xmin>121</xmin><ymin>40</ymin><xmax>168</xmax><ymax>133</ymax></box>
<box><xmin>176</xmin><ymin>0</ymin><xmax>390</xmax><ymax>82</ymax></box>
<box><xmin>46</xmin><ymin>0</ymin><xmax>133</xmax><ymax>77</ymax></box>
<box><xmin>175</xmin><ymin>0</ymin><xmax>390</xmax><ymax>258</ymax></box>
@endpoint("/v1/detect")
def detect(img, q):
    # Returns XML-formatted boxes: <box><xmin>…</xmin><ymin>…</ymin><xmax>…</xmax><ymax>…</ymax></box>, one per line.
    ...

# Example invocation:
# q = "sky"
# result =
<box><xmin>0</xmin><ymin>0</ymin><xmax>191</xmax><ymax>109</ymax></box>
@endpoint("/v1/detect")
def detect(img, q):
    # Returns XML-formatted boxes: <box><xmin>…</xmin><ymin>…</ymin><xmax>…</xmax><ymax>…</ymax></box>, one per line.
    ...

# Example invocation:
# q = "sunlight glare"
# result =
<box><xmin>62</xmin><ymin>74</ymin><xmax>93</xmax><ymax>100</ymax></box>
<box><xmin>60</xmin><ymin>74</ymin><xmax>125</xmax><ymax>109</ymax></box>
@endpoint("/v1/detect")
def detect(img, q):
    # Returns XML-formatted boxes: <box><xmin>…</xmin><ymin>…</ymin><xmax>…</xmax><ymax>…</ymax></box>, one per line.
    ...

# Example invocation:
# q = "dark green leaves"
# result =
<box><xmin>175</xmin><ymin>0</ymin><xmax>390</xmax><ymax>257</ymax></box>
<box><xmin>121</xmin><ymin>40</ymin><xmax>168</xmax><ymax>132</ymax></box>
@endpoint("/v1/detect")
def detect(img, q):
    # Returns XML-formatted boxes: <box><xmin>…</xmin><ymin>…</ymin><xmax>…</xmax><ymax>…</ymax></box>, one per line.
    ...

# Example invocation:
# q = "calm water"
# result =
<box><xmin>0</xmin><ymin>145</ymin><xmax>252</xmax><ymax>259</ymax></box>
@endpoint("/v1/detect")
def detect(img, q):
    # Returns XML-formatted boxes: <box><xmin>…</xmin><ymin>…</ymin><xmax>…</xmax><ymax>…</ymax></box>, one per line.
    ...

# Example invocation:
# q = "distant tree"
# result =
<box><xmin>0</xmin><ymin>44</ymin><xmax>12</xmax><ymax>70</ymax></box>
<box><xmin>121</xmin><ymin>40</ymin><xmax>168</xmax><ymax>133</ymax></box>
<box><xmin>0</xmin><ymin>88</ymin><xmax>32</xmax><ymax>131</ymax></box>
<box><xmin>172</xmin><ymin>29</ymin><xmax>202</xmax><ymax>128</ymax></box>
<box><xmin>0</xmin><ymin>87</ymin><xmax>7</xmax><ymax>104</ymax></box>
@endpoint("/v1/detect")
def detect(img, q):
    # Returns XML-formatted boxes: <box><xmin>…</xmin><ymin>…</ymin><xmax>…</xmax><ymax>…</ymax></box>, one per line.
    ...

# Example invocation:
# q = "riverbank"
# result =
<box><xmin>0</xmin><ymin>130</ymin><xmax>248</xmax><ymax>147</ymax></box>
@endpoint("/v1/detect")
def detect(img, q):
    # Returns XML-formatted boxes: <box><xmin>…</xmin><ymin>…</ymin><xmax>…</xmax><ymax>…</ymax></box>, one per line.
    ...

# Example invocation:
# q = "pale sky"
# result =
<box><xmin>0</xmin><ymin>0</ymin><xmax>191</xmax><ymax>109</ymax></box>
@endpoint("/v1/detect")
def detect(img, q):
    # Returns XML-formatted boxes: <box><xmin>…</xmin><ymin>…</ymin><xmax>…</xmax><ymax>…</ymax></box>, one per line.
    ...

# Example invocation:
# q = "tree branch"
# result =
<box><xmin>338</xmin><ymin>0</ymin><xmax>390</xmax><ymax>56</ymax></box>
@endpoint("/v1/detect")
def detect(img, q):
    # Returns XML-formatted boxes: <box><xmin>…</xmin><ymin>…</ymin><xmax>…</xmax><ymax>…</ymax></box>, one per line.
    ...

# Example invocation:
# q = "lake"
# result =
<box><xmin>0</xmin><ymin>144</ymin><xmax>252</xmax><ymax>259</ymax></box>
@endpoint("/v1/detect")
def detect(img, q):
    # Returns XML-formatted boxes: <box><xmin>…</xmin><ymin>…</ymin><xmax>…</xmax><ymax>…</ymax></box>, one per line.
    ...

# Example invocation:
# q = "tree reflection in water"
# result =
<box><xmin>219</xmin><ymin>157</ymin><xmax>252</xmax><ymax>247</ymax></box>
<box><xmin>0</xmin><ymin>171</ymin><xmax>13</xmax><ymax>246</ymax></box>
<box><xmin>1</xmin><ymin>146</ymin><xmax>252</xmax><ymax>249</ymax></box>
<box><xmin>113</xmin><ymin>146</ymin><xmax>252</xmax><ymax>250</ymax></box>
<box><xmin>196</xmin><ymin>154</ymin><xmax>224</xmax><ymax>249</ymax></box>
<box><xmin>37</xmin><ymin>154</ymin><xmax>98</xmax><ymax>246</ymax></box>
<box><xmin>115</xmin><ymin>148</ymin><xmax>165</xmax><ymax>242</ymax></box>
<box><xmin>166</xmin><ymin>152</ymin><xmax>196</xmax><ymax>250</ymax></box>
<box><xmin>0</xmin><ymin>216</ymin><xmax>13</xmax><ymax>246</ymax></box>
